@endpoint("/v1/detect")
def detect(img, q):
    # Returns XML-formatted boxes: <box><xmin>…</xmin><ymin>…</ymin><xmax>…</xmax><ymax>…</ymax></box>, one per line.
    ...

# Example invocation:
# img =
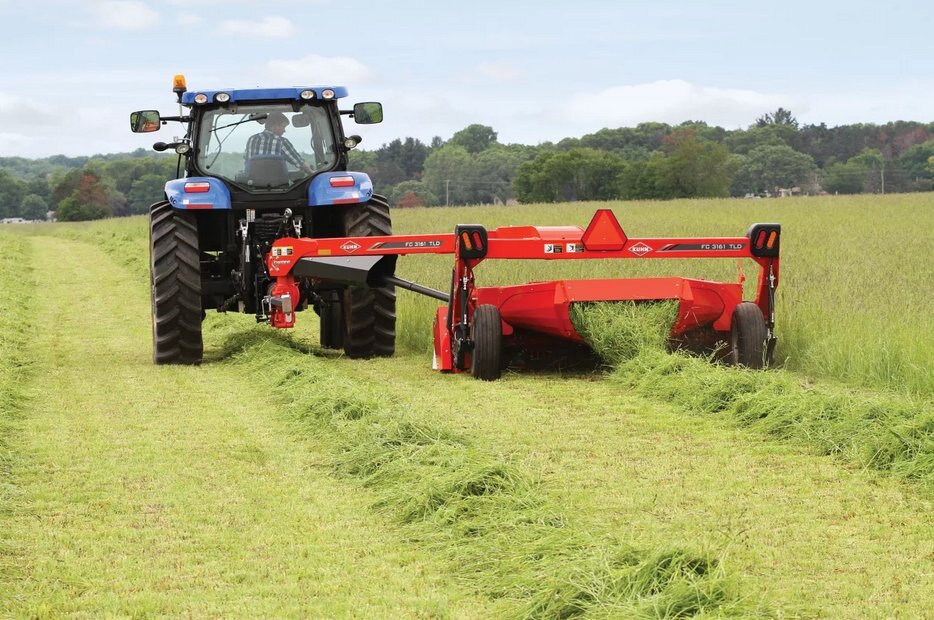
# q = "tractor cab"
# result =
<box><xmin>194</xmin><ymin>103</ymin><xmax>336</xmax><ymax>191</ymax></box>
<box><xmin>129</xmin><ymin>76</ymin><xmax>383</xmax><ymax>197</ymax></box>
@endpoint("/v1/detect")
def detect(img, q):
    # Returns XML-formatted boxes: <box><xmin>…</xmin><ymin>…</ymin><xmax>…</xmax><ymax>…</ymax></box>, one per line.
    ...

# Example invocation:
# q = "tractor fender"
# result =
<box><xmin>308</xmin><ymin>171</ymin><xmax>374</xmax><ymax>207</ymax></box>
<box><xmin>164</xmin><ymin>177</ymin><xmax>232</xmax><ymax>210</ymax></box>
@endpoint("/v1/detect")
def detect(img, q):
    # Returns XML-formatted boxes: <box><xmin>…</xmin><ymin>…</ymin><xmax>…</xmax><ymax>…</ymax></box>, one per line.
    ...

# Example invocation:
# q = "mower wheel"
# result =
<box><xmin>470</xmin><ymin>305</ymin><xmax>503</xmax><ymax>381</ymax></box>
<box><xmin>318</xmin><ymin>291</ymin><xmax>343</xmax><ymax>350</ymax></box>
<box><xmin>729</xmin><ymin>302</ymin><xmax>768</xmax><ymax>369</ymax></box>
<box><xmin>341</xmin><ymin>195</ymin><xmax>396</xmax><ymax>358</ymax></box>
<box><xmin>150</xmin><ymin>201</ymin><xmax>203</xmax><ymax>365</ymax></box>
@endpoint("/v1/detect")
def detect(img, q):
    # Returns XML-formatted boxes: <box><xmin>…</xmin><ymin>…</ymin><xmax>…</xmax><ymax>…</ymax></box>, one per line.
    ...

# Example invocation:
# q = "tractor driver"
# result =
<box><xmin>246</xmin><ymin>112</ymin><xmax>314</xmax><ymax>175</ymax></box>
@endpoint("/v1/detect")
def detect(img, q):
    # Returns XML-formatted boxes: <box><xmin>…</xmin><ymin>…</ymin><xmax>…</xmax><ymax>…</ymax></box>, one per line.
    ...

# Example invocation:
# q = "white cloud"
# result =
<box><xmin>175</xmin><ymin>12</ymin><xmax>204</xmax><ymax>27</ymax></box>
<box><xmin>474</xmin><ymin>62</ymin><xmax>524</xmax><ymax>84</ymax></box>
<box><xmin>263</xmin><ymin>55</ymin><xmax>374</xmax><ymax>85</ymax></box>
<box><xmin>89</xmin><ymin>1</ymin><xmax>160</xmax><ymax>30</ymax></box>
<box><xmin>562</xmin><ymin>80</ymin><xmax>793</xmax><ymax>130</ymax></box>
<box><xmin>219</xmin><ymin>16</ymin><xmax>296</xmax><ymax>38</ymax></box>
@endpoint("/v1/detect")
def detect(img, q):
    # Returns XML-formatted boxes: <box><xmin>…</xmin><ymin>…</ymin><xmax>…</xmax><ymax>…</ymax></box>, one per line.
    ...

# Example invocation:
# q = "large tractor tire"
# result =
<box><xmin>341</xmin><ymin>195</ymin><xmax>396</xmax><ymax>358</ymax></box>
<box><xmin>150</xmin><ymin>201</ymin><xmax>203</xmax><ymax>365</ymax></box>
<box><xmin>729</xmin><ymin>302</ymin><xmax>768</xmax><ymax>369</ymax></box>
<box><xmin>470</xmin><ymin>305</ymin><xmax>503</xmax><ymax>381</ymax></box>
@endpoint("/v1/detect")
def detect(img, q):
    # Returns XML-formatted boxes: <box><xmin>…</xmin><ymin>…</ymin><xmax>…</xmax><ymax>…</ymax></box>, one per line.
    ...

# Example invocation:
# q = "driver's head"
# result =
<box><xmin>265</xmin><ymin>112</ymin><xmax>289</xmax><ymax>135</ymax></box>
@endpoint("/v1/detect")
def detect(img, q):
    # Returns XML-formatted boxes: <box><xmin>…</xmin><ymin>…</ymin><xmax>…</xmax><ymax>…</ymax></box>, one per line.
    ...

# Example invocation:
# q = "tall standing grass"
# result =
<box><xmin>390</xmin><ymin>194</ymin><xmax>934</xmax><ymax>398</ymax></box>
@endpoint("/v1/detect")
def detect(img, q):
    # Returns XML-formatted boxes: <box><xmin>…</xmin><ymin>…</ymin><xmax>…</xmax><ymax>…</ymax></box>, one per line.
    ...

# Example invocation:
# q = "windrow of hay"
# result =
<box><xmin>570</xmin><ymin>302</ymin><xmax>933</xmax><ymax>493</ymax></box>
<box><xmin>0</xmin><ymin>234</ymin><xmax>35</xmax><ymax>585</ymax></box>
<box><xmin>570</xmin><ymin>300</ymin><xmax>680</xmax><ymax>365</ymax></box>
<box><xmin>229</xmin><ymin>336</ymin><xmax>771</xmax><ymax>618</ymax></box>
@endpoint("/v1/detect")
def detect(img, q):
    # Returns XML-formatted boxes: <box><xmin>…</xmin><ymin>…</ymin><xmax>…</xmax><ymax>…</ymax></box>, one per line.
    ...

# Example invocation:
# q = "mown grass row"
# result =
<box><xmin>570</xmin><ymin>301</ymin><xmax>934</xmax><ymax>495</ymax></box>
<box><xmin>0</xmin><ymin>234</ymin><xmax>34</xmax><ymax>586</ymax></box>
<box><xmin>219</xmin><ymin>331</ymin><xmax>772</xmax><ymax>618</ymax></box>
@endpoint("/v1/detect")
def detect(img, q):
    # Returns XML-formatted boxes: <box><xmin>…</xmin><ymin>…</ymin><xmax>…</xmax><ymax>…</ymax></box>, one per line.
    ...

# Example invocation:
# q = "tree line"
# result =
<box><xmin>2</xmin><ymin>109</ymin><xmax>934</xmax><ymax>220</ymax></box>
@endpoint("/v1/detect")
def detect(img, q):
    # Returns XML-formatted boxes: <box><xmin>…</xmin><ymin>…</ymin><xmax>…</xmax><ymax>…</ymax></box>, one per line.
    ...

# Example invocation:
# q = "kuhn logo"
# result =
<box><xmin>628</xmin><ymin>242</ymin><xmax>653</xmax><ymax>256</ymax></box>
<box><xmin>340</xmin><ymin>241</ymin><xmax>361</xmax><ymax>253</ymax></box>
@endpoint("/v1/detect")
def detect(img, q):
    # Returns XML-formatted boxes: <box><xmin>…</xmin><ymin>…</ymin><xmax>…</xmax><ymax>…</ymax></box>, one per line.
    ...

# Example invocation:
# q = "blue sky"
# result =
<box><xmin>1</xmin><ymin>0</ymin><xmax>932</xmax><ymax>158</ymax></box>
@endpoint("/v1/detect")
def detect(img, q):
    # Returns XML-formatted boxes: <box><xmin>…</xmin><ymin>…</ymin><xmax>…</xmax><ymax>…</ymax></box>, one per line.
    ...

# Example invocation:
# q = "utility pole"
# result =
<box><xmin>880</xmin><ymin>160</ymin><xmax>885</xmax><ymax>195</ymax></box>
<box><xmin>445</xmin><ymin>179</ymin><xmax>450</xmax><ymax>206</ymax></box>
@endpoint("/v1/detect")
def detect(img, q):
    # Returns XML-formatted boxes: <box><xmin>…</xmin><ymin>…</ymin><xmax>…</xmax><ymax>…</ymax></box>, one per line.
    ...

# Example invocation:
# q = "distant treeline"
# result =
<box><xmin>2</xmin><ymin>109</ymin><xmax>934</xmax><ymax>220</ymax></box>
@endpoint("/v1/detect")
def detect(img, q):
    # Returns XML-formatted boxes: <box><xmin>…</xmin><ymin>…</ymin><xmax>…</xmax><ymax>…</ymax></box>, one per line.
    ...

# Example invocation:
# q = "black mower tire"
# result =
<box><xmin>470</xmin><ymin>305</ymin><xmax>503</xmax><ymax>381</ymax></box>
<box><xmin>150</xmin><ymin>201</ymin><xmax>203</xmax><ymax>365</ymax></box>
<box><xmin>729</xmin><ymin>302</ymin><xmax>768</xmax><ymax>369</ymax></box>
<box><xmin>341</xmin><ymin>195</ymin><xmax>396</xmax><ymax>359</ymax></box>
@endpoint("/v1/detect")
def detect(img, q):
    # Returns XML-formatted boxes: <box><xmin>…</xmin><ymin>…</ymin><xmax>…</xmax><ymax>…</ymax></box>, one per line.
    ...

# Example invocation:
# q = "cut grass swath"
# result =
<box><xmin>569</xmin><ymin>301</ymin><xmax>934</xmax><ymax>494</ymax></box>
<box><xmin>226</xmin><ymin>333</ymin><xmax>772</xmax><ymax>618</ymax></box>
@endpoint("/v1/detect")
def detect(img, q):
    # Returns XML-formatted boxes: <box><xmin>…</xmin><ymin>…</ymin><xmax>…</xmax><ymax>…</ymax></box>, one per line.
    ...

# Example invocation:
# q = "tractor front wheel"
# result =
<box><xmin>470</xmin><ymin>305</ymin><xmax>503</xmax><ymax>381</ymax></box>
<box><xmin>341</xmin><ymin>196</ymin><xmax>396</xmax><ymax>359</ymax></box>
<box><xmin>729</xmin><ymin>302</ymin><xmax>767</xmax><ymax>369</ymax></box>
<box><xmin>150</xmin><ymin>201</ymin><xmax>203</xmax><ymax>365</ymax></box>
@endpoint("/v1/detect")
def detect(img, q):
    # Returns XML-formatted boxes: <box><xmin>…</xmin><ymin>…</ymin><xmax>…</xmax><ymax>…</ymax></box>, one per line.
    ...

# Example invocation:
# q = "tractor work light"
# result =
<box><xmin>343</xmin><ymin>136</ymin><xmax>360</xmax><ymax>149</ymax></box>
<box><xmin>300</xmin><ymin>89</ymin><xmax>316</xmax><ymax>100</ymax></box>
<box><xmin>193</xmin><ymin>93</ymin><xmax>208</xmax><ymax>104</ymax></box>
<box><xmin>184</xmin><ymin>182</ymin><xmax>211</xmax><ymax>193</ymax></box>
<box><xmin>175</xmin><ymin>144</ymin><xmax>191</xmax><ymax>154</ymax></box>
<box><xmin>322</xmin><ymin>89</ymin><xmax>335</xmax><ymax>99</ymax></box>
<box><xmin>215</xmin><ymin>92</ymin><xmax>231</xmax><ymax>103</ymax></box>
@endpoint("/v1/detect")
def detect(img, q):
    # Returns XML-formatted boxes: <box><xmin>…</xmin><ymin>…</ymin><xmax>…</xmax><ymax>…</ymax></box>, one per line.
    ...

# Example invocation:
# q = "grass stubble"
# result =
<box><xmin>0</xmin><ymin>234</ymin><xmax>35</xmax><ymax>591</ymax></box>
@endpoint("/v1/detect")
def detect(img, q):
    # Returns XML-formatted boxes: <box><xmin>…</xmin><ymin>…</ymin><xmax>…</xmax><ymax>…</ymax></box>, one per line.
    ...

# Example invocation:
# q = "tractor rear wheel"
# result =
<box><xmin>470</xmin><ymin>305</ymin><xmax>503</xmax><ymax>381</ymax></box>
<box><xmin>150</xmin><ymin>201</ymin><xmax>203</xmax><ymax>365</ymax></box>
<box><xmin>341</xmin><ymin>195</ymin><xmax>396</xmax><ymax>359</ymax></box>
<box><xmin>729</xmin><ymin>302</ymin><xmax>767</xmax><ymax>369</ymax></box>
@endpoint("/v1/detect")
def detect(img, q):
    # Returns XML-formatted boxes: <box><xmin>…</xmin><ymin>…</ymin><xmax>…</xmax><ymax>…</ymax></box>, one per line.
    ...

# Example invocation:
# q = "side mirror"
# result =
<box><xmin>130</xmin><ymin>110</ymin><xmax>161</xmax><ymax>133</ymax></box>
<box><xmin>352</xmin><ymin>102</ymin><xmax>383</xmax><ymax>125</ymax></box>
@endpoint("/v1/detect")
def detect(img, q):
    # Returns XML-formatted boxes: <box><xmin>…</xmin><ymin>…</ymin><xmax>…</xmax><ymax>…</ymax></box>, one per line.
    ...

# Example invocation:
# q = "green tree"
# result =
<box><xmin>899</xmin><ymin>139</ymin><xmax>934</xmax><ymax>179</ymax></box>
<box><xmin>387</xmin><ymin>180</ymin><xmax>437</xmax><ymax>207</ymax></box>
<box><xmin>0</xmin><ymin>169</ymin><xmax>27</xmax><ymax>219</ymax></box>
<box><xmin>513</xmin><ymin>148</ymin><xmax>627</xmax><ymax>203</ymax></box>
<box><xmin>448</xmin><ymin>124</ymin><xmax>498</xmax><ymax>154</ymax></box>
<box><xmin>755</xmin><ymin>107</ymin><xmax>799</xmax><ymax>128</ymax></box>
<box><xmin>56</xmin><ymin>171</ymin><xmax>117</xmax><ymax>221</ymax></box>
<box><xmin>731</xmin><ymin>144</ymin><xmax>817</xmax><ymax>195</ymax></box>
<box><xmin>19</xmin><ymin>194</ymin><xmax>48</xmax><ymax>220</ymax></box>
<box><xmin>127</xmin><ymin>174</ymin><xmax>167</xmax><ymax>215</ymax></box>
<box><xmin>421</xmin><ymin>145</ymin><xmax>475</xmax><ymax>205</ymax></box>
<box><xmin>654</xmin><ymin>129</ymin><xmax>735</xmax><ymax>198</ymax></box>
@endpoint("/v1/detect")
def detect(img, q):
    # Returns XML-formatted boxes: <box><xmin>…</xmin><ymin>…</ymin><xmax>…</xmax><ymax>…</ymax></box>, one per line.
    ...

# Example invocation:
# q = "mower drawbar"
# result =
<box><xmin>264</xmin><ymin>209</ymin><xmax>781</xmax><ymax>379</ymax></box>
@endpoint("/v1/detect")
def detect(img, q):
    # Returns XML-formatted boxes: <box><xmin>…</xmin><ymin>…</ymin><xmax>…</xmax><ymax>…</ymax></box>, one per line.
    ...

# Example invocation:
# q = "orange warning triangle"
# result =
<box><xmin>581</xmin><ymin>209</ymin><xmax>628</xmax><ymax>251</ymax></box>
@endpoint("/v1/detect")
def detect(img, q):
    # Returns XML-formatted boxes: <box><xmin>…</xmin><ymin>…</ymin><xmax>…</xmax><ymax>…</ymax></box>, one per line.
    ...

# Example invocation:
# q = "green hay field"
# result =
<box><xmin>1</xmin><ymin>193</ymin><xmax>931</xmax><ymax>618</ymax></box>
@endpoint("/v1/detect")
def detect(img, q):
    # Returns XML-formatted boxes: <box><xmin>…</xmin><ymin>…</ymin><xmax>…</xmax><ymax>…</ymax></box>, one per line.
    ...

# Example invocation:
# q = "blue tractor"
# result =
<box><xmin>131</xmin><ymin>75</ymin><xmax>394</xmax><ymax>364</ymax></box>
